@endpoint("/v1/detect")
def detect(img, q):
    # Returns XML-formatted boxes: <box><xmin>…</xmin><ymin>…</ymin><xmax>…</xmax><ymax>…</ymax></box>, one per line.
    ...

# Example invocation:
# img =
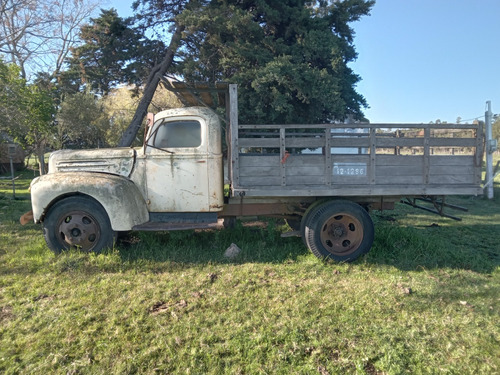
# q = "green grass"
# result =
<box><xmin>0</xmin><ymin>169</ymin><xmax>499</xmax><ymax>374</ymax></box>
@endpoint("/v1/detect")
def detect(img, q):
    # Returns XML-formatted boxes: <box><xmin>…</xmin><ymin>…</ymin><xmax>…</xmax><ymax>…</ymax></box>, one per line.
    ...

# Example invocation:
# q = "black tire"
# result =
<box><xmin>300</xmin><ymin>199</ymin><xmax>331</xmax><ymax>245</ymax></box>
<box><xmin>43</xmin><ymin>196</ymin><xmax>115</xmax><ymax>254</ymax></box>
<box><xmin>303</xmin><ymin>200</ymin><xmax>374</xmax><ymax>262</ymax></box>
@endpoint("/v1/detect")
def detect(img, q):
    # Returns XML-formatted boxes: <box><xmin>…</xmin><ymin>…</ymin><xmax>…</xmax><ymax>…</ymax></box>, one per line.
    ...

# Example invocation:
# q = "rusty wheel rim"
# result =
<box><xmin>319</xmin><ymin>213</ymin><xmax>364</xmax><ymax>256</ymax></box>
<box><xmin>57</xmin><ymin>211</ymin><xmax>101</xmax><ymax>251</ymax></box>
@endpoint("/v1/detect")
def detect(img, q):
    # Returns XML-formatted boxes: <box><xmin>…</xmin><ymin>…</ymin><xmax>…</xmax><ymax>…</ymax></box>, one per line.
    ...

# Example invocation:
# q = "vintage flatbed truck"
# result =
<box><xmin>27</xmin><ymin>84</ymin><xmax>485</xmax><ymax>262</ymax></box>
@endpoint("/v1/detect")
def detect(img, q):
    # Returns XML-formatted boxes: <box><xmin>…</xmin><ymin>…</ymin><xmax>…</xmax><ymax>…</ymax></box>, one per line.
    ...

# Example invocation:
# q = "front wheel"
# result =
<box><xmin>43</xmin><ymin>196</ymin><xmax>115</xmax><ymax>254</ymax></box>
<box><xmin>303</xmin><ymin>200</ymin><xmax>374</xmax><ymax>262</ymax></box>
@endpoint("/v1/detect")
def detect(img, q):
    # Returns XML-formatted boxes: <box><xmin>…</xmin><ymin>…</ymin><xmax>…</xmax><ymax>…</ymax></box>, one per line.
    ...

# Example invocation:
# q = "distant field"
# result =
<box><xmin>0</xmin><ymin>163</ymin><xmax>499</xmax><ymax>374</ymax></box>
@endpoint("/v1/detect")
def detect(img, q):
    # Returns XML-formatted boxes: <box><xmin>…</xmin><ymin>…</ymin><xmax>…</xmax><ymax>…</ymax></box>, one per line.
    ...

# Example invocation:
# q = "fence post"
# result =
<box><xmin>485</xmin><ymin>101</ymin><xmax>494</xmax><ymax>199</ymax></box>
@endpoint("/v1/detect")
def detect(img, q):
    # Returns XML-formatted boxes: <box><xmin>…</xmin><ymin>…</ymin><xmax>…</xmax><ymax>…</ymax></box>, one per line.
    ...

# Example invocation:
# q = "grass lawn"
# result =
<box><xmin>0</xmin><ymin>168</ymin><xmax>499</xmax><ymax>374</ymax></box>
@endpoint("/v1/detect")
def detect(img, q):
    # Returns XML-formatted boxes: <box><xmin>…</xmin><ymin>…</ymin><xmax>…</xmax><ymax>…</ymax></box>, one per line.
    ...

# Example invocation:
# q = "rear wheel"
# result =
<box><xmin>303</xmin><ymin>200</ymin><xmax>374</xmax><ymax>262</ymax></box>
<box><xmin>43</xmin><ymin>196</ymin><xmax>115</xmax><ymax>254</ymax></box>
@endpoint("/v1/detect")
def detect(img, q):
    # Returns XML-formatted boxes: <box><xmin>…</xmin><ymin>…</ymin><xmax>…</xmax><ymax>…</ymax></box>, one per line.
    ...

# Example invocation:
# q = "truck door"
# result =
<box><xmin>145</xmin><ymin>116</ymin><xmax>210</xmax><ymax>212</ymax></box>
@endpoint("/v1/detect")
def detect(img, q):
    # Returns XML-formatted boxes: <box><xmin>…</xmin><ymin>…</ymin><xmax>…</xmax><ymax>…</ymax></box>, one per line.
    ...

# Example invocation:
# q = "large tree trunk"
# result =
<box><xmin>118</xmin><ymin>23</ymin><xmax>185</xmax><ymax>147</ymax></box>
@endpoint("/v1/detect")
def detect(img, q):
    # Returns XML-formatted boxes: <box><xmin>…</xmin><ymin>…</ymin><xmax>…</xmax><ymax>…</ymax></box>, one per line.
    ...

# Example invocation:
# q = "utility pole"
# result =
<box><xmin>484</xmin><ymin>101</ymin><xmax>495</xmax><ymax>199</ymax></box>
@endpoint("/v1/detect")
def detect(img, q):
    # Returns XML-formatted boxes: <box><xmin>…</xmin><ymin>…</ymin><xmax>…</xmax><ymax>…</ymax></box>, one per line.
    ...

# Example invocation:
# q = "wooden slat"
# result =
<box><xmin>238</xmin><ymin>138</ymin><xmax>280</xmax><ymax>148</ymax></box>
<box><xmin>239</xmin><ymin>176</ymin><xmax>282</xmax><ymax>186</ymax></box>
<box><xmin>375</xmin><ymin>175</ymin><xmax>425</xmax><ymax>184</ymax></box>
<box><xmin>330</xmin><ymin>137</ymin><xmax>370</xmax><ymax>148</ymax></box>
<box><xmin>285</xmin><ymin>166</ymin><xmax>325</xmax><ymax>177</ymax></box>
<box><xmin>428</xmin><ymin>138</ymin><xmax>477</xmax><ymax>147</ymax></box>
<box><xmin>229</xmin><ymin>84</ymin><xmax>239</xmax><ymax>187</ymax></box>
<box><xmin>376</xmin><ymin>165</ymin><xmax>424</xmax><ymax>176</ymax></box>
<box><xmin>424</xmin><ymin>128</ymin><xmax>430</xmax><ymax>184</ymax></box>
<box><xmin>233</xmin><ymin>184</ymin><xmax>483</xmax><ymax>197</ymax></box>
<box><xmin>285</xmin><ymin>137</ymin><xmax>326</xmax><ymax>148</ymax></box>
<box><xmin>239</xmin><ymin>155</ymin><xmax>280</xmax><ymax>167</ymax></box>
<box><xmin>428</xmin><ymin>175</ymin><xmax>475</xmax><ymax>184</ymax></box>
<box><xmin>239</xmin><ymin>166</ymin><xmax>280</xmax><ymax>177</ymax></box>
<box><xmin>286</xmin><ymin>175</ymin><xmax>326</xmax><ymax>185</ymax></box>
<box><xmin>429</xmin><ymin>155</ymin><xmax>475</xmax><ymax>166</ymax></box>
<box><xmin>369</xmin><ymin>128</ymin><xmax>376</xmax><ymax>184</ymax></box>
<box><xmin>286</xmin><ymin>155</ymin><xmax>325</xmax><ymax>167</ymax></box>
<box><xmin>376</xmin><ymin>138</ymin><xmax>425</xmax><ymax>147</ymax></box>
<box><xmin>280</xmin><ymin>128</ymin><xmax>286</xmax><ymax>186</ymax></box>
<box><xmin>239</xmin><ymin>123</ymin><xmax>479</xmax><ymax>130</ymax></box>
<box><xmin>239</xmin><ymin>124</ymin><xmax>373</xmax><ymax>130</ymax></box>
<box><xmin>325</xmin><ymin>128</ymin><xmax>332</xmax><ymax>185</ymax></box>
<box><xmin>376</xmin><ymin>155</ymin><xmax>424</xmax><ymax>166</ymax></box>
<box><xmin>475</xmin><ymin>124</ymin><xmax>484</xmax><ymax>184</ymax></box>
<box><xmin>332</xmin><ymin>175</ymin><xmax>370</xmax><ymax>185</ymax></box>
<box><xmin>429</xmin><ymin>165</ymin><xmax>475</xmax><ymax>175</ymax></box>
<box><xmin>332</xmin><ymin>155</ymin><xmax>371</xmax><ymax>164</ymax></box>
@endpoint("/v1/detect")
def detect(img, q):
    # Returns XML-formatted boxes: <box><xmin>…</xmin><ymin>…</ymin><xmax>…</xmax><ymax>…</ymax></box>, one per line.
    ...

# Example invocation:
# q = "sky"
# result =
<box><xmin>107</xmin><ymin>0</ymin><xmax>500</xmax><ymax>124</ymax></box>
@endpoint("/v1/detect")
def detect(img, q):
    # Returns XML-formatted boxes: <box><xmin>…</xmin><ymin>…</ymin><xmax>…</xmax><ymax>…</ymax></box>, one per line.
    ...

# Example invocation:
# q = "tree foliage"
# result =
<box><xmin>56</xmin><ymin>91</ymin><xmax>110</xmax><ymax>149</ymax></box>
<box><xmin>493</xmin><ymin>116</ymin><xmax>500</xmax><ymax>143</ymax></box>
<box><xmin>0</xmin><ymin>59</ymin><xmax>55</xmax><ymax>173</ymax></box>
<box><xmin>0</xmin><ymin>59</ymin><xmax>26</xmax><ymax>132</ymax></box>
<box><xmin>66</xmin><ymin>9</ymin><xmax>167</xmax><ymax>95</ymax></box>
<box><xmin>100</xmin><ymin>85</ymin><xmax>181</xmax><ymax>147</ymax></box>
<box><xmin>1</xmin><ymin>0</ymin><xmax>374</xmax><ymax>154</ymax></box>
<box><xmin>178</xmin><ymin>0</ymin><xmax>373</xmax><ymax>124</ymax></box>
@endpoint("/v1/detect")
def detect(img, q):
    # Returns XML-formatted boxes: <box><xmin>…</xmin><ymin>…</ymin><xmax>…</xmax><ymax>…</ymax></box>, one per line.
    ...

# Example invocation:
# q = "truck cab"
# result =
<box><xmin>141</xmin><ymin>107</ymin><xmax>223</xmax><ymax>213</ymax></box>
<box><xmin>30</xmin><ymin>106</ymin><xmax>223</xmax><ymax>253</ymax></box>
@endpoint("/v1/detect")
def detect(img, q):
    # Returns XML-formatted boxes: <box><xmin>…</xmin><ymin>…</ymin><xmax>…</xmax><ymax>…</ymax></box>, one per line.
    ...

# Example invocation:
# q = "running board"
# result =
<box><xmin>401</xmin><ymin>196</ymin><xmax>467</xmax><ymax>221</ymax></box>
<box><xmin>132</xmin><ymin>212</ymin><xmax>220</xmax><ymax>231</ymax></box>
<box><xmin>132</xmin><ymin>222</ymin><xmax>220</xmax><ymax>231</ymax></box>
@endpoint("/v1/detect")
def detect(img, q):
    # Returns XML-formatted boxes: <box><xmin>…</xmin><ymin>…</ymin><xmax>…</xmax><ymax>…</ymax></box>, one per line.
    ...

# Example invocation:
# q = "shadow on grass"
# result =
<box><xmin>115</xmin><ymin>222</ymin><xmax>309</xmax><ymax>266</ymax></box>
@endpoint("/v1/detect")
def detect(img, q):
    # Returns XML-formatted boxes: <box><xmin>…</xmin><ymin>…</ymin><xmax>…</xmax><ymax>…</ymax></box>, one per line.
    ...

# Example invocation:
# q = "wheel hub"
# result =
<box><xmin>320</xmin><ymin>213</ymin><xmax>364</xmax><ymax>255</ymax></box>
<box><xmin>330</xmin><ymin>224</ymin><xmax>345</xmax><ymax>238</ymax></box>
<box><xmin>57</xmin><ymin>212</ymin><xmax>100</xmax><ymax>251</ymax></box>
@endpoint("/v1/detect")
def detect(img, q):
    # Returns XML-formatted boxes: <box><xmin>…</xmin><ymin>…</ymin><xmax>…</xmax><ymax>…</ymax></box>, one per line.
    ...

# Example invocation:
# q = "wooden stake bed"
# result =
<box><xmin>229</xmin><ymin>122</ymin><xmax>484</xmax><ymax>198</ymax></box>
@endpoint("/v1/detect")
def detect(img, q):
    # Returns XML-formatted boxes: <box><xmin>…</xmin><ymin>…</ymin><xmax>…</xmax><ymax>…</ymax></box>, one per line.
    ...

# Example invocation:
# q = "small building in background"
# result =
<box><xmin>0</xmin><ymin>133</ymin><xmax>25</xmax><ymax>173</ymax></box>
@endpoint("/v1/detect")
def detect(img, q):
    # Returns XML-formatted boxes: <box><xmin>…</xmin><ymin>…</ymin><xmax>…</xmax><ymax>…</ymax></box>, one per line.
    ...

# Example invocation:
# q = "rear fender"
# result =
<box><xmin>30</xmin><ymin>172</ymin><xmax>149</xmax><ymax>231</ymax></box>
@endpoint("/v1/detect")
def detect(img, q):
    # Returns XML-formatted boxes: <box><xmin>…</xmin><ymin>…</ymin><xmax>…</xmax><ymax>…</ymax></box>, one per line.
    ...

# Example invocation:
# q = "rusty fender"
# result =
<box><xmin>30</xmin><ymin>172</ymin><xmax>149</xmax><ymax>231</ymax></box>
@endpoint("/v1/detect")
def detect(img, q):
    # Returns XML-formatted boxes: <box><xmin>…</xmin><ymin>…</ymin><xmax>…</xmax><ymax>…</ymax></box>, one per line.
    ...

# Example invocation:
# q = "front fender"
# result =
<box><xmin>30</xmin><ymin>172</ymin><xmax>149</xmax><ymax>231</ymax></box>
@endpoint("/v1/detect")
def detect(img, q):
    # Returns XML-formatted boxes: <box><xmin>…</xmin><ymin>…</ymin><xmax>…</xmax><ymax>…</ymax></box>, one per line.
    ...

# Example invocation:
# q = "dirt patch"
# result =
<box><xmin>0</xmin><ymin>305</ymin><xmax>13</xmax><ymax>322</ymax></box>
<box><xmin>149</xmin><ymin>300</ymin><xmax>188</xmax><ymax>315</ymax></box>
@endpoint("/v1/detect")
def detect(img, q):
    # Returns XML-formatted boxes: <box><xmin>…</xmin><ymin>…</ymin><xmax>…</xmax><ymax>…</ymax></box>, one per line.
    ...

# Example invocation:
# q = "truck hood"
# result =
<box><xmin>48</xmin><ymin>148</ymin><xmax>136</xmax><ymax>177</ymax></box>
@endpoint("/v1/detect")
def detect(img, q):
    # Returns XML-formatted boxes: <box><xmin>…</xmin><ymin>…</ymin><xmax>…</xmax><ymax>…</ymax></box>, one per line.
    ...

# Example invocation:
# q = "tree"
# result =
<box><xmin>65</xmin><ymin>9</ymin><xmax>167</xmax><ymax>95</ymax></box>
<box><xmin>74</xmin><ymin>0</ymin><xmax>372</xmax><ymax>146</ymax></box>
<box><xmin>179</xmin><ymin>0</ymin><xmax>373</xmax><ymax>124</ymax></box>
<box><xmin>101</xmin><ymin>85</ymin><xmax>181</xmax><ymax>146</ymax></box>
<box><xmin>56</xmin><ymin>90</ymin><xmax>110</xmax><ymax>149</ymax></box>
<box><xmin>117</xmin><ymin>0</ymin><xmax>373</xmax><ymax>146</ymax></box>
<box><xmin>117</xmin><ymin>0</ymin><xmax>201</xmax><ymax>146</ymax></box>
<box><xmin>0</xmin><ymin>59</ymin><xmax>26</xmax><ymax>133</ymax></box>
<box><xmin>0</xmin><ymin>0</ymin><xmax>100</xmax><ymax>79</ymax></box>
<box><xmin>21</xmin><ymin>84</ymin><xmax>56</xmax><ymax>174</ymax></box>
<box><xmin>493</xmin><ymin>116</ymin><xmax>500</xmax><ymax>144</ymax></box>
<box><xmin>0</xmin><ymin>60</ymin><xmax>55</xmax><ymax>174</ymax></box>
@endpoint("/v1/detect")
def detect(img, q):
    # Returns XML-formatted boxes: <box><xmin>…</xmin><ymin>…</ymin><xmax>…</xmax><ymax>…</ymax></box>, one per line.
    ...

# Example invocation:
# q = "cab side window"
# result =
<box><xmin>153</xmin><ymin>120</ymin><xmax>201</xmax><ymax>148</ymax></box>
